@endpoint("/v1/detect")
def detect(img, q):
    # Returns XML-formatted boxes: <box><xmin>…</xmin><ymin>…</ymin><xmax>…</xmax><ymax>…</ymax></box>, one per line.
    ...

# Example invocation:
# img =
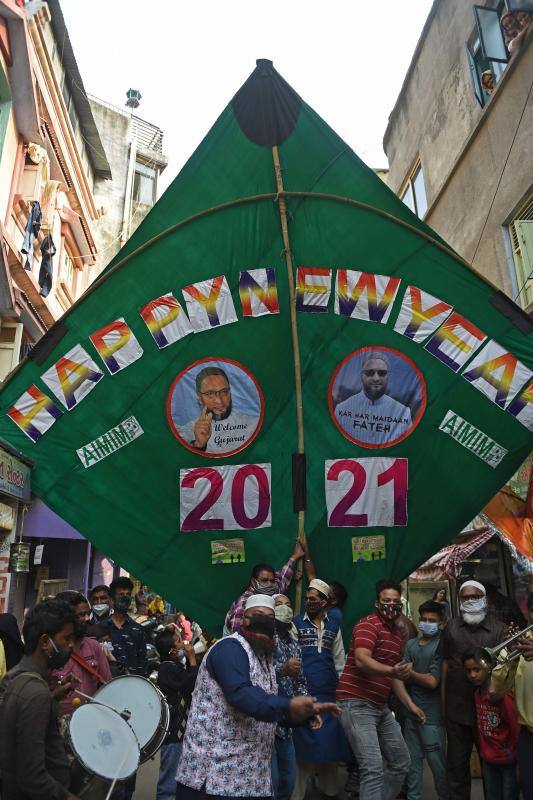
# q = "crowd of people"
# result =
<box><xmin>0</xmin><ymin>548</ymin><xmax>532</xmax><ymax>800</ymax></box>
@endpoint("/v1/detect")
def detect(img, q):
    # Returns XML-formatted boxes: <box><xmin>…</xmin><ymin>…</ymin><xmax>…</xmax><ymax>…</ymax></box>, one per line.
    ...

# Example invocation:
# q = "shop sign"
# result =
<box><xmin>0</xmin><ymin>448</ymin><xmax>31</xmax><ymax>502</ymax></box>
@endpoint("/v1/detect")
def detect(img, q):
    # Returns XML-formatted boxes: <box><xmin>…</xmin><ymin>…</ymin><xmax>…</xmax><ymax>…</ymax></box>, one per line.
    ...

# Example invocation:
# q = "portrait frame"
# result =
<box><xmin>328</xmin><ymin>346</ymin><xmax>427</xmax><ymax>449</ymax></box>
<box><xmin>166</xmin><ymin>356</ymin><xmax>265</xmax><ymax>458</ymax></box>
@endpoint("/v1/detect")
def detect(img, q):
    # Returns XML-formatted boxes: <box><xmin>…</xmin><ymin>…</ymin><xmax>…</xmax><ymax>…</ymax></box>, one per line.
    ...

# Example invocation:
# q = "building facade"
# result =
<box><xmin>383</xmin><ymin>0</ymin><xmax>533</xmax><ymax>312</ymax></box>
<box><xmin>0</xmin><ymin>0</ymin><xmax>167</xmax><ymax>615</ymax></box>
<box><xmin>89</xmin><ymin>95</ymin><xmax>167</xmax><ymax>272</ymax></box>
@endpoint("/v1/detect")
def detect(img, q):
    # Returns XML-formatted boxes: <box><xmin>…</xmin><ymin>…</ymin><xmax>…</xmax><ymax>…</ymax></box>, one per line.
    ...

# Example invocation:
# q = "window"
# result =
<box><xmin>400</xmin><ymin>162</ymin><xmax>428</xmax><ymax>219</ymax></box>
<box><xmin>133</xmin><ymin>161</ymin><xmax>156</xmax><ymax>206</ymax></box>
<box><xmin>62</xmin><ymin>249</ymin><xmax>75</xmax><ymax>292</ymax></box>
<box><xmin>465</xmin><ymin>1</ymin><xmax>532</xmax><ymax>107</ymax></box>
<box><xmin>509</xmin><ymin>195</ymin><xmax>533</xmax><ymax>310</ymax></box>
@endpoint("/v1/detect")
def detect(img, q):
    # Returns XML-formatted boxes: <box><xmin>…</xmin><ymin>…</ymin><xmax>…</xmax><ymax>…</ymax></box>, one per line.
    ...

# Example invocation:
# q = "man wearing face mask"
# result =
<box><xmin>439</xmin><ymin>580</ymin><xmax>506</xmax><ymax>800</ymax></box>
<box><xmin>392</xmin><ymin>601</ymin><xmax>448</xmax><ymax>800</ymax></box>
<box><xmin>224</xmin><ymin>539</ymin><xmax>306</xmax><ymax>634</ymax></box>
<box><xmin>177</xmin><ymin>595</ymin><xmax>340</xmax><ymax>800</ymax></box>
<box><xmin>0</xmin><ymin>599</ymin><xmax>80</xmax><ymax>800</ymax></box>
<box><xmin>105</xmin><ymin>577</ymin><xmax>148</xmax><ymax>678</ymax></box>
<box><xmin>337</xmin><ymin>578</ymin><xmax>412</xmax><ymax>800</ymax></box>
<box><xmin>88</xmin><ymin>585</ymin><xmax>113</xmax><ymax>623</ymax></box>
<box><xmin>48</xmin><ymin>592</ymin><xmax>111</xmax><ymax>720</ymax></box>
<box><xmin>292</xmin><ymin>579</ymin><xmax>350</xmax><ymax>800</ymax></box>
<box><xmin>272</xmin><ymin>600</ymin><xmax>309</xmax><ymax>800</ymax></box>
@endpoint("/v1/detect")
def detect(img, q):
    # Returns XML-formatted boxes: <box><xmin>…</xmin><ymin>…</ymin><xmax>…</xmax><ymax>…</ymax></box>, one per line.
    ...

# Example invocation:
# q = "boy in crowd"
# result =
<box><xmin>490</xmin><ymin>591</ymin><xmax>533</xmax><ymax>800</ymax></box>
<box><xmin>464</xmin><ymin>651</ymin><xmax>519</xmax><ymax>800</ymax></box>
<box><xmin>155</xmin><ymin>629</ymin><xmax>199</xmax><ymax>800</ymax></box>
<box><xmin>393</xmin><ymin>601</ymin><xmax>448</xmax><ymax>800</ymax></box>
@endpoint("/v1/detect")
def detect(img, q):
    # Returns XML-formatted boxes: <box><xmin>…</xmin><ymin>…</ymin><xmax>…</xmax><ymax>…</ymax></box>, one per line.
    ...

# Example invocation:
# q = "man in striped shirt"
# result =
<box><xmin>337</xmin><ymin>579</ymin><xmax>412</xmax><ymax>800</ymax></box>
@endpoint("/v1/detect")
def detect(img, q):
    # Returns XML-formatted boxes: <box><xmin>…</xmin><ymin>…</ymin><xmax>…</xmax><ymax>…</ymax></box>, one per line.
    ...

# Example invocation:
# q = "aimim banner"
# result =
<box><xmin>0</xmin><ymin>61</ymin><xmax>531</xmax><ymax>632</ymax></box>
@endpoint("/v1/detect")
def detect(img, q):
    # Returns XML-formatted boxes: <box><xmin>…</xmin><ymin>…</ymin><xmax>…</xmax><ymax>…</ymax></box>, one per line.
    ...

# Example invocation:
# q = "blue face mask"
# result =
<box><xmin>419</xmin><ymin>620</ymin><xmax>439</xmax><ymax>637</ymax></box>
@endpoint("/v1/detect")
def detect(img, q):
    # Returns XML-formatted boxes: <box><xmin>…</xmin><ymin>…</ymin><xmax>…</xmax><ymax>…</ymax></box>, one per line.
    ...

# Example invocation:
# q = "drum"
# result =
<box><xmin>68</xmin><ymin>702</ymin><xmax>139</xmax><ymax>789</ymax></box>
<box><xmin>94</xmin><ymin>674</ymin><xmax>169</xmax><ymax>762</ymax></box>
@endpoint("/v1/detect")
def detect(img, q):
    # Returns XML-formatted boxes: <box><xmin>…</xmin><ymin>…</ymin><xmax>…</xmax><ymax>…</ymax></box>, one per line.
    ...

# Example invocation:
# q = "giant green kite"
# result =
<box><xmin>1</xmin><ymin>61</ymin><xmax>531</xmax><ymax>633</ymax></box>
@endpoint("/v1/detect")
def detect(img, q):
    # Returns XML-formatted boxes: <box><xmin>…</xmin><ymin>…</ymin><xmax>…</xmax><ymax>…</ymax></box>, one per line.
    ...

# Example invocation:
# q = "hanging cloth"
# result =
<box><xmin>21</xmin><ymin>201</ymin><xmax>42</xmax><ymax>270</ymax></box>
<box><xmin>38</xmin><ymin>234</ymin><xmax>56</xmax><ymax>298</ymax></box>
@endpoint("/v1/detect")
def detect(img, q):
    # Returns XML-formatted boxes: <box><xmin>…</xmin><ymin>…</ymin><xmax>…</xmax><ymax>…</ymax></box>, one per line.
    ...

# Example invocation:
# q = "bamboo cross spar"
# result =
<box><xmin>272</xmin><ymin>145</ymin><xmax>307</xmax><ymax>614</ymax></box>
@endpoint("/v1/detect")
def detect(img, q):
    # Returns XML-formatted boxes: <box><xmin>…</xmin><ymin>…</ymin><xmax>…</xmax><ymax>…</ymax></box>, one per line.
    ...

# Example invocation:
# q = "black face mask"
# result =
<box><xmin>306</xmin><ymin>600</ymin><xmax>322</xmax><ymax>616</ymax></box>
<box><xmin>246</xmin><ymin>614</ymin><xmax>276</xmax><ymax>638</ymax></box>
<box><xmin>275</xmin><ymin>620</ymin><xmax>292</xmax><ymax>635</ymax></box>
<box><xmin>47</xmin><ymin>637</ymin><xmax>71</xmax><ymax>670</ymax></box>
<box><xmin>114</xmin><ymin>595</ymin><xmax>132</xmax><ymax>613</ymax></box>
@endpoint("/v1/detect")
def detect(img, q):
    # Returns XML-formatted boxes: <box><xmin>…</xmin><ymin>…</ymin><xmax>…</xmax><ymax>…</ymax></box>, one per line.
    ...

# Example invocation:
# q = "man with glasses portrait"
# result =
<box><xmin>178</xmin><ymin>366</ymin><xmax>260</xmax><ymax>454</ymax></box>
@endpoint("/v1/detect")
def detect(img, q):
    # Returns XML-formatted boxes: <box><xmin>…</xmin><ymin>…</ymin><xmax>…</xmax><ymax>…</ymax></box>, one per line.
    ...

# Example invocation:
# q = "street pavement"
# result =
<box><xmin>133</xmin><ymin>755</ymin><xmax>485</xmax><ymax>799</ymax></box>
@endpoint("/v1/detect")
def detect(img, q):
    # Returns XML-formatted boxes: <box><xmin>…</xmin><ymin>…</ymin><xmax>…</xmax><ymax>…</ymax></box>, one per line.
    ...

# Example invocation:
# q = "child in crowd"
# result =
<box><xmin>155</xmin><ymin>628</ymin><xmax>199</xmax><ymax>800</ymax></box>
<box><xmin>463</xmin><ymin>651</ymin><xmax>520</xmax><ymax>800</ymax></box>
<box><xmin>393</xmin><ymin>600</ymin><xmax>447</xmax><ymax>800</ymax></box>
<box><xmin>85</xmin><ymin>622</ymin><xmax>124</xmax><ymax>677</ymax></box>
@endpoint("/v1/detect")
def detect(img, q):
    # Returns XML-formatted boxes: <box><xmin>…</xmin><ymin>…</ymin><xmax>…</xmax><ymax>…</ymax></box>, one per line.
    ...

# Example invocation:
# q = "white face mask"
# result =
<box><xmin>92</xmin><ymin>603</ymin><xmax>110</xmax><ymax>617</ymax></box>
<box><xmin>460</xmin><ymin>597</ymin><xmax>487</xmax><ymax>614</ymax></box>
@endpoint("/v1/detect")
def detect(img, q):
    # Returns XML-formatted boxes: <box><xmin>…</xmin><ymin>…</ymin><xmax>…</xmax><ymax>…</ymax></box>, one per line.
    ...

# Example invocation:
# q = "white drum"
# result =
<box><xmin>94</xmin><ymin>674</ymin><xmax>169</xmax><ymax>762</ymax></box>
<box><xmin>68</xmin><ymin>703</ymin><xmax>140</xmax><ymax>782</ymax></box>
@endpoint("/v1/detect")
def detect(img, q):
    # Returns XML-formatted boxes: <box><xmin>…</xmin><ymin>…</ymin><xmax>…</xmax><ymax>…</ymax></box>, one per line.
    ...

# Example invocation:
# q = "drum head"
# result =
<box><xmin>95</xmin><ymin>675</ymin><xmax>163</xmax><ymax>750</ymax></box>
<box><xmin>69</xmin><ymin>703</ymin><xmax>139</xmax><ymax>780</ymax></box>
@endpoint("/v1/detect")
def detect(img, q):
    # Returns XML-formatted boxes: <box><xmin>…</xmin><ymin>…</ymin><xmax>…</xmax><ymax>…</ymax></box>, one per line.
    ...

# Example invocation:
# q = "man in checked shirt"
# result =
<box><xmin>224</xmin><ymin>540</ymin><xmax>305</xmax><ymax>634</ymax></box>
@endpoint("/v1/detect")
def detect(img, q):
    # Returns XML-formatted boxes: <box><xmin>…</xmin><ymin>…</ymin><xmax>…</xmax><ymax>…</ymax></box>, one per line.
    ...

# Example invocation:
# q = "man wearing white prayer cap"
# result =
<box><xmin>439</xmin><ymin>578</ymin><xmax>507</xmax><ymax>798</ymax></box>
<box><xmin>291</xmin><ymin>579</ymin><xmax>350</xmax><ymax>800</ymax></box>
<box><xmin>177</xmin><ymin>595</ymin><xmax>341</xmax><ymax>800</ymax></box>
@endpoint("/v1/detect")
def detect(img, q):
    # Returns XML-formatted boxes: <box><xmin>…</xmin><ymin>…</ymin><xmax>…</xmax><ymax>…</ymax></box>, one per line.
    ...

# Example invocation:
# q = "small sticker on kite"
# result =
<box><xmin>438</xmin><ymin>410</ymin><xmax>507</xmax><ymax>467</ymax></box>
<box><xmin>352</xmin><ymin>535</ymin><xmax>386</xmax><ymax>563</ymax></box>
<box><xmin>76</xmin><ymin>416</ymin><xmax>144</xmax><ymax>468</ymax></box>
<box><xmin>211</xmin><ymin>539</ymin><xmax>246</xmax><ymax>565</ymax></box>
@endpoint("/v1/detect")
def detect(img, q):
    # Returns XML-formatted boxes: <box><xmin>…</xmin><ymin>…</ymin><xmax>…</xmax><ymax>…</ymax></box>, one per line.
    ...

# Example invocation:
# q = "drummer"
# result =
<box><xmin>48</xmin><ymin>591</ymin><xmax>111</xmax><ymax>719</ymax></box>
<box><xmin>0</xmin><ymin>599</ymin><xmax>81</xmax><ymax>800</ymax></box>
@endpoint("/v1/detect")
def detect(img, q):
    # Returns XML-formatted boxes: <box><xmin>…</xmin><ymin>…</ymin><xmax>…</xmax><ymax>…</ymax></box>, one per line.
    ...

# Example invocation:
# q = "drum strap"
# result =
<box><xmin>70</xmin><ymin>652</ymin><xmax>106</xmax><ymax>684</ymax></box>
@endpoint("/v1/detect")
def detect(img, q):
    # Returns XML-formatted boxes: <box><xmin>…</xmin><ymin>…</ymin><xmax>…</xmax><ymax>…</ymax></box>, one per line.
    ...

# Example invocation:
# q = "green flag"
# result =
<box><xmin>1</xmin><ymin>60</ymin><xmax>531</xmax><ymax>633</ymax></box>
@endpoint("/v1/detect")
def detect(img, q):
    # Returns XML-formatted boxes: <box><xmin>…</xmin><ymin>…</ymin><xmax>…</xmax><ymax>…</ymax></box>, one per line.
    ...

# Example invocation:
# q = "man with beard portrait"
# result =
<box><xmin>439</xmin><ymin>580</ymin><xmax>506</xmax><ymax>799</ymax></box>
<box><xmin>178</xmin><ymin>366</ymin><xmax>259</xmax><ymax>454</ymax></box>
<box><xmin>176</xmin><ymin>595</ymin><xmax>341</xmax><ymax>800</ymax></box>
<box><xmin>334</xmin><ymin>352</ymin><xmax>412</xmax><ymax>445</ymax></box>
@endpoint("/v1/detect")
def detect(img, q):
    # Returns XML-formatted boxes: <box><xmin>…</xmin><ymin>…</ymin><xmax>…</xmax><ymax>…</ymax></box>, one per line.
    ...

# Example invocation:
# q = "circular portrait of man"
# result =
<box><xmin>328</xmin><ymin>347</ymin><xmax>426</xmax><ymax>448</ymax></box>
<box><xmin>167</xmin><ymin>358</ymin><xmax>264</xmax><ymax>457</ymax></box>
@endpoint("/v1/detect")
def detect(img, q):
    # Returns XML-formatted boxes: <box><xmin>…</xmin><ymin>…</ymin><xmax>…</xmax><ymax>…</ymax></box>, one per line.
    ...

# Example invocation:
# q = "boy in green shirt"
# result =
<box><xmin>393</xmin><ymin>600</ymin><xmax>447</xmax><ymax>800</ymax></box>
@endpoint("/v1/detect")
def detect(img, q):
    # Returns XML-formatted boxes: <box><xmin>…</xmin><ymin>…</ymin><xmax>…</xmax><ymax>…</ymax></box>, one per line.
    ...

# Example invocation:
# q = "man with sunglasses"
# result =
<box><xmin>334</xmin><ymin>352</ymin><xmax>412</xmax><ymax>445</ymax></box>
<box><xmin>178</xmin><ymin>366</ymin><xmax>260</xmax><ymax>454</ymax></box>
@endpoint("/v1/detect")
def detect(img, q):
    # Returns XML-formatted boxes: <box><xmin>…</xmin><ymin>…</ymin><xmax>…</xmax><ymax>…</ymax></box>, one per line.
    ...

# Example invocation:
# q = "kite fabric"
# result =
<box><xmin>0</xmin><ymin>60</ymin><xmax>531</xmax><ymax>635</ymax></box>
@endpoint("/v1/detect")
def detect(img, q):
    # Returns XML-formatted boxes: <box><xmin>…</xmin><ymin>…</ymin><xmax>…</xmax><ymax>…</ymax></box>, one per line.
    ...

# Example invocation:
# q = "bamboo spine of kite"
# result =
<box><xmin>272</xmin><ymin>146</ymin><xmax>306</xmax><ymax>614</ymax></box>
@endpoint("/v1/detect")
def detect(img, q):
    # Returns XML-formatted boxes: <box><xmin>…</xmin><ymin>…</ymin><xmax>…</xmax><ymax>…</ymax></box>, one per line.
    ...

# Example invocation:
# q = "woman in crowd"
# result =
<box><xmin>0</xmin><ymin>612</ymin><xmax>24</xmax><ymax>675</ymax></box>
<box><xmin>433</xmin><ymin>587</ymin><xmax>451</xmax><ymax>622</ymax></box>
